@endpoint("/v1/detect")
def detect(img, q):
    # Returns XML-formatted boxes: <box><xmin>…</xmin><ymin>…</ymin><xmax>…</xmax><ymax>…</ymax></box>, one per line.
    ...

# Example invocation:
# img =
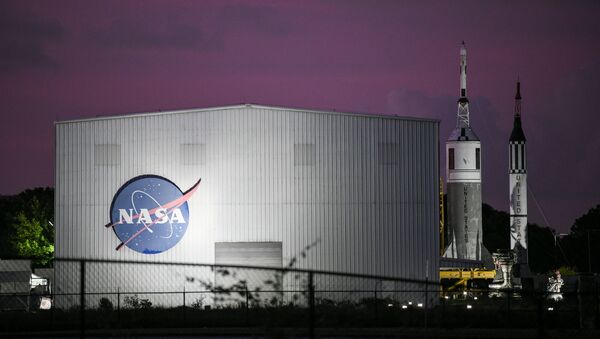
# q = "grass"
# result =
<box><xmin>0</xmin><ymin>293</ymin><xmax>592</xmax><ymax>334</ymax></box>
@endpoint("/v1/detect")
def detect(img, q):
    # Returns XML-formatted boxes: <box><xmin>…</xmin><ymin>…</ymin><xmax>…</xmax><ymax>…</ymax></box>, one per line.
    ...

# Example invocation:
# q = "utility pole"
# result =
<box><xmin>440</xmin><ymin>177</ymin><xmax>445</xmax><ymax>256</ymax></box>
<box><xmin>588</xmin><ymin>230</ymin><xmax>592</xmax><ymax>273</ymax></box>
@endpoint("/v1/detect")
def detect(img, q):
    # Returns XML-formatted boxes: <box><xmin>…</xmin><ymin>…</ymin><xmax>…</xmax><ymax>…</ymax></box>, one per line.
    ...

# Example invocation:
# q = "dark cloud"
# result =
<box><xmin>387</xmin><ymin>88</ymin><xmax>452</xmax><ymax>121</ymax></box>
<box><xmin>91</xmin><ymin>14</ymin><xmax>222</xmax><ymax>51</ymax></box>
<box><xmin>90</xmin><ymin>4</ymin><xmax>293</xmax><ymax>52</ymax></box>
<box><xmin>0</xmin><ymin>3</ymin><xmax>64</xmax><ymax>71</ymax></box>
<box><xmin>387</xmin><ymin>89</ymin><xmax>509</xmax><ymax>211</ymax></box>
<box><xmin>386</xmin><ymin>62</ymin><xmax>600</xmax><ymax>232</ymax></box>
<box><xmin>219</xmin><ymin>5</ymin><xmax>293</xmax><ymax>36</ymax></box>
<box><xmin>527</xmin><ymin>61</ymin><xmax>600</xmax><ymax>221</ymax></box>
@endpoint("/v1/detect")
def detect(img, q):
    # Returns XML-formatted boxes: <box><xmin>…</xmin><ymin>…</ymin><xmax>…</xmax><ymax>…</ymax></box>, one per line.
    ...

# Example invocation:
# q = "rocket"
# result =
<box><xmin>509</xmin><ymin>81</ymin><xmax>529</xmax><ymax>276</ymax></box>
<box><xmin>444</xmin><ymin>42</ymin><xmax>487</xmax><ymax>261</ymax></box>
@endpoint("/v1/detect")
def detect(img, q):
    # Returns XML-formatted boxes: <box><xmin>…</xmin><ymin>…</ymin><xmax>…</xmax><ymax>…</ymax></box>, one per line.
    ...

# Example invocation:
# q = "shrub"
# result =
<box><xmin>557</xmin><ymin>266</ymin><xmax>577</xmax><ymax>276</ymax></box>
<box><xmin>123</xmin><ymin>294</ymin><xmax>152</xmax><ymax>309</ymax></box>
<box><xmin>191</xmin><ymin>296</ymin><xmax>205</xmax><ymax>309</ymax></box>
<box><xmin>98</xmin><ymin>297</ymin><xmax>113</xmax><ymax>311</ymax></box>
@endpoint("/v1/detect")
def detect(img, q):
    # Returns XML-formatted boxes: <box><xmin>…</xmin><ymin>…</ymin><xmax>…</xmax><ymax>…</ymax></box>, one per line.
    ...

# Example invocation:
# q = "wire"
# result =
<box><xmin>529</xmin><ymin>185</ymin><xmax>571</xmax><ymax>266</ymax></box>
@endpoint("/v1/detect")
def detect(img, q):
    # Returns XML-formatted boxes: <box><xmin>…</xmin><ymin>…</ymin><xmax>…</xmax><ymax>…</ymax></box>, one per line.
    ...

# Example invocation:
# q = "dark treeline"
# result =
<box><xmin>481</xmin><ymin>202</ymin><xmax>600</xmax><ymax>274</ymax></box>
<box><xmin>0</xmin><ymin>188</ymin><xmax>599</xmax><ymax>273</ymax></box>
<box><xmin>441</xmin><ymin>195</ymin><xmax>600</xmax><ymax>274</ymax></box>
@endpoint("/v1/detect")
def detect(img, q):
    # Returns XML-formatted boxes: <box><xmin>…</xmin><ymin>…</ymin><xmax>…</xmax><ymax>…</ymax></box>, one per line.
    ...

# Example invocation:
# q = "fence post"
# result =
<box><xmin>506</xmin><ymin>290</ymin><xmax>511</xmax><ymax>324</ymax></box>
<box><xmin>577</xmin><ymin>277</ymin><xmax>583</xmax><ymax>329</ymax></box>
<box><xmin>245</xmin><ymin>287</ymin><xmax>249</xmax><ymax>325</ymax></box>
<box><xmin>424</xmin><ymin>278</ymin><xmax>428</xmax><ymax>331</ymax></box>
<box><xmin>374</xmin><ymin>288</ymin><xmax>378</xmax><ymax>324</ymax></box>
<box><xmin>117</xmin><ymin>287</ymin><xmax>120</xmax><ymax>329</ymax></box>
<box><xmin>183</xmin><ymin>286</ymin><xmax>186</xmax><ymax>325</ymax></box>
<box><xmin>537</xmin><ymin>292</ymin><xmax>544</xmax><ymax>339</ymax></box>
<box><xmin>308</xmin><ymin>272</ymin><xmax>315</xmax><ymax>339</ymax></box>
<box><xmin>80</xmin><ymin>260</ymin><xmax>85</xmax><ymax>339</ymax></box>
<box><xmin>50</xmin><ymin>288</ymin><xmax>55</xmax><ymax>330</ymax></box>
<box><xmin>595</xmin><ymin>282</ymin><xmax>599</xmax><ymax>329</ymax></box>
<box><xmin>441</xmin><ymin>292</ymin><xmax>446</xmax><ymax>328</ymax></box>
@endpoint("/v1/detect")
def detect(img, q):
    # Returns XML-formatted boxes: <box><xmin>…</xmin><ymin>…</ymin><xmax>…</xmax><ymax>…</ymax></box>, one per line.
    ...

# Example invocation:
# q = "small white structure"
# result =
<box><xmin>546</xmin><ymin>270</ymin><xmax>564</xmax><ymax>301</ymax></box>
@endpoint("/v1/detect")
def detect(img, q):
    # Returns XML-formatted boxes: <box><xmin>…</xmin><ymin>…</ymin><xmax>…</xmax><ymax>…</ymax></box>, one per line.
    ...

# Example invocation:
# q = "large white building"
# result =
<box><xmin>54</xmin><ymin>104</ymin><xmax>439</xmax><ymax>306</ymax></box>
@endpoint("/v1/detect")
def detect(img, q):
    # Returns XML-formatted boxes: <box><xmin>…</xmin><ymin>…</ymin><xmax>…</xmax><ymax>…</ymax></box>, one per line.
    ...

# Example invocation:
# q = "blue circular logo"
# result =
<box><xmin>107</xmin><ymin>175</ymin><xmax>200</xmax><ymax>254</ymax></box>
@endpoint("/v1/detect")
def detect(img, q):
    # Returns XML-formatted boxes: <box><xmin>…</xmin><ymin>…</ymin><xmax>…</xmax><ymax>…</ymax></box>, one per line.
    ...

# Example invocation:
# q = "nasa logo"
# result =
<box><xmin>105</xmin><ymin>175</ymin><xmax>201</xmax><ymax>254</ymax></box>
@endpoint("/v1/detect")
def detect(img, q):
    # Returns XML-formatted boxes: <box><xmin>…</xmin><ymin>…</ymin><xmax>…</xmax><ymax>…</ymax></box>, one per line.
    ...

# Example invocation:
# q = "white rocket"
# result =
<box><xmin>444</xmin><ymin>42</ymin><xmax>486</xmax><ymax>261</ymax></box>
<box><xmin>509</xmin><ymin>81</ymin><xmax>529</xmax><ymax>276</ymax></box>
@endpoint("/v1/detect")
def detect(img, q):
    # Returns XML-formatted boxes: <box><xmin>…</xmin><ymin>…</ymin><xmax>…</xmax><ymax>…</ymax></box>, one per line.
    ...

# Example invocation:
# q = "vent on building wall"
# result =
<box><xmin>215</xmin><ymin>242</ymin><xmax>283</xmax><ymax>294</ymax></box>
<box><xmin>94</xmin><ymin>144</ymin><xmax>121</xmax><ymax>165</ymax></box>
<box><xmin>180</xmin><ymin>144</ymin><xmax>206</xmax><ymax>165</ymax></box>
<box><xmin>294</xmin><ymin>143</ymin><xmax>316</xmax><ymax>166</ymax></box>
<box><xmin>377</xmin><ymin>142</ymin><xmax>400</xmax><ymax>165</ymax></box>
<box><xmin>215</xmin><ymin>242</ymin><xmax>283</xmax><ymax>267</ymax></box>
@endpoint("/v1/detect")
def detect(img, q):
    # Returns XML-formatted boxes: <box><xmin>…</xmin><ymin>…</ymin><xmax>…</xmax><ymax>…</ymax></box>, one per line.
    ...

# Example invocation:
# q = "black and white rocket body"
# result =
<box><xmin>509</xmin><ymin>81</ymin><xmax>529</xmax><ymax>276</ymax></box>
<box><xmin>444</xmin><ymin>43</ymin><xmax>487</xmax><ymax>261</ymax></box>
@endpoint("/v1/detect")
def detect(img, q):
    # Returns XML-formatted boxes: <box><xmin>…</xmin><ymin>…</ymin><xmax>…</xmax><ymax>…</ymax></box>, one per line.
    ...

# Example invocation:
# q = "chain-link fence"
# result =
<box><xmin>1</xmin><ymin>258</ymin><xmax>600</xmax><ymax>338</ymax></box>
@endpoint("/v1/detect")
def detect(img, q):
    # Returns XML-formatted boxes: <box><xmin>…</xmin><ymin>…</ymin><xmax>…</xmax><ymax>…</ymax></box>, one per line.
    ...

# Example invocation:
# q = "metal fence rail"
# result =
<box><xmin>1</xmin><ymin>258</ymin><xmax>599</xmax><ymax>338</ymax></box>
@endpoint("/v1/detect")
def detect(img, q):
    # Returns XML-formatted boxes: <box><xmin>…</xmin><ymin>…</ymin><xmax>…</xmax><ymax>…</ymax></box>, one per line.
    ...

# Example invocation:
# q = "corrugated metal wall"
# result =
<box><xmin>54</xmin><ymin>105</ymin><xmax>439</xmax><ymax>305</ymax></box>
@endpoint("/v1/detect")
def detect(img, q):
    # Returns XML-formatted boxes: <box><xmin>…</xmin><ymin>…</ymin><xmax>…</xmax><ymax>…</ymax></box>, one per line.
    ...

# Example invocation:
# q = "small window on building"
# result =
<box><xmin>448</xmin><ymin>148</ymin><xmax>455</xmax><ymax>170</ymax></box>
<box><xmin>475</xmin><ymin>148</ymin><xmax>480</xmax><ymax>170</ymax></box>
<box><xmin>377</xmin><ymin>142</ymin><xmax>400</xmax><ymax>165</ymax></box>
<box><xmin>294</xmin><ymin>143</ymin><xmax>316</xmax><ymax>166</ymax></box>
<box><xmin>94</xmin><ymin>144</ymin><xmax>121</xmax><ymax>165</ymax></box>
<box><xmin>180</xmin><ymin>144</ymin><xmax>206</xmax><ymax>165</ymax></box>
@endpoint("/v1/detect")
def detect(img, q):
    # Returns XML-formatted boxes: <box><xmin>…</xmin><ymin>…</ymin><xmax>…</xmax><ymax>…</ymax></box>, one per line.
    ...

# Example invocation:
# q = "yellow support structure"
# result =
<box><xmin>440</xmin><ymin>268</ymin><xmax>496</xmax><ymax>291</ymax></box>
<box><xmin>440</xmin><ymin>269</ymin><xmax>496</xmax><ymax>280</ymax></box>
<box><xmin>439</xmin><ymin>177</ymin><xmax>445</xmax><ymax>256</ymax></box>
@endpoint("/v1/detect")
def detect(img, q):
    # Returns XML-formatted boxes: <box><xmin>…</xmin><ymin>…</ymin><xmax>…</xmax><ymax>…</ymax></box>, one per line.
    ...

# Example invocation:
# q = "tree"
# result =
<box><xmin>0</xmin><ymin>196</ymin><xmax>14</xmax><ymax>258</ymax></box>
<box><xmin>10</xmin><ymin>211</ymin><xmax>54</xmax><ymax>264</ymax></box>
<box><xmin>481</xmin><ymin>203</ymin><xmax>558</xmax><ymax>273</ymax></box>
<box><xmin>527</xmin><ymin>222</ymin><xmax>558</xmax><ymax>273</ymax></box>
<box><xmin>563</xmin><ymin>204</ymin><xmax>600</xmax><ymax>273</ymax></box>
<box><xmin>3</xmin><ymin>188</ymin><xmax>54</xmax><ymax>265</ymax></box>
<box><xmin>571</xmin><ymin>205</ymin><xmax>600</xmax><ymax>233</ymax></box>
<box><xmin>482</xmin><ymin>203</ymin><xmax>510</xmax><ymax>253</ymax></box>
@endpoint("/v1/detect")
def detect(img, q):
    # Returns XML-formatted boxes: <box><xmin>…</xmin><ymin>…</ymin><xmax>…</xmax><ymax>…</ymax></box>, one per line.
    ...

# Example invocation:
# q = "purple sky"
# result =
<box><xmin>1</xmin><ymin>0</ymin><xmax>599</xmax><ymax>233</ymax></box>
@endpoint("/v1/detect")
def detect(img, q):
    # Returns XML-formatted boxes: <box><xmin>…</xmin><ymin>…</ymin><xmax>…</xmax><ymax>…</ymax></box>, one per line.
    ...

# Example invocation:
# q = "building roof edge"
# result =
<box><xmin>54</xmin><ymin>103</ymin><xmax>440</xmax><ymax>125</ymax></box>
